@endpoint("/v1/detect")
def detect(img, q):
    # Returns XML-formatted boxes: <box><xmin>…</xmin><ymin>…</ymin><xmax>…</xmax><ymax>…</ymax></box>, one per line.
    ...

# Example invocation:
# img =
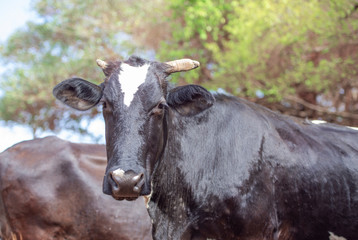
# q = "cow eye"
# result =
<box><xmin>101</xmin><ymin>99</ymin><xmax>110</xmax><ymax>111</ymax></box>
<box><xmin>158</xmin><ymin>102</ymin><xmax>168</xmax><ymax>110</ymax></box>
<box><xmin>149</xmin><ymin>102</ymin><xmax>168</xmax><ymax>116</ymax></box>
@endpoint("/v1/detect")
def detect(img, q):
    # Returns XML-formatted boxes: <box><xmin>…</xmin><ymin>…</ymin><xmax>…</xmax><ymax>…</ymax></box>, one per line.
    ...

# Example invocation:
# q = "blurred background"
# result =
<box><xmin>0</xmin><ymin>0</ymin><xmax>358</xmax><ymax>151</ymax></box>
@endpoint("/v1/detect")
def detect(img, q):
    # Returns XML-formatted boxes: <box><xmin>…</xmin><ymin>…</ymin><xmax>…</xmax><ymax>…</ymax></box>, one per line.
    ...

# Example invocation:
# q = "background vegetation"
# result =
<box><xmin>1</xmin><ymin>0</ymin><xmax>358</xmax><ymax>138</ymax></box>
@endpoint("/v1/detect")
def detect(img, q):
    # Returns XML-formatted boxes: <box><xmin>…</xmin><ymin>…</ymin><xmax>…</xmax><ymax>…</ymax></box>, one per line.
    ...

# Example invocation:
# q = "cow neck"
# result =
<box><xmin>148</xmin><ymin>110</ymin><xmax>198</xmax><ymax>236</ymax></box>
<box><xmin>151</xmin><ymin>109</ymin><xmax>178</xmax><ymax>185</ymax></box>
<box><xmin>153</xmin><ymin>110</ymin><xmax>168</xmax><ymax>171</ymax></box>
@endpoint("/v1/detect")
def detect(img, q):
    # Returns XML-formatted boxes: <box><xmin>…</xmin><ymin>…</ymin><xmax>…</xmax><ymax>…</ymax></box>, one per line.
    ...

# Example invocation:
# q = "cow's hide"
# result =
<box><xmin>0</xmin><ymin>136</ymin><xmax>152</xmax><ymax>240</ymax></box>
<box><xmin>53</xmin><ymin>56</ymin><xmax>358</xmax><ymax>239</ymax></box>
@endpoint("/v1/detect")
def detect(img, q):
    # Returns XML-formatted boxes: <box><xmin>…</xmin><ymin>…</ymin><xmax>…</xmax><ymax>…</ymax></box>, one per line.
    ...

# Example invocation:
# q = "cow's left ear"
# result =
<box><xmin>167</xmin><ymin>85</ymin><xmax>215</xmax><ymax>116</ymax></box>
<box><xmin>53</xmin><ymin>78</ymin><xmax>103</xmax><ymax>111</ymax></box>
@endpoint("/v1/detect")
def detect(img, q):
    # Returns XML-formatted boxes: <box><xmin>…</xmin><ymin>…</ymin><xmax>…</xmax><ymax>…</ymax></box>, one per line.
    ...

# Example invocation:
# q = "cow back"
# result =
<box><xmin>0</xmin><ymin>136</ymin><xmax>152</xmax><ymax>240</ymax></box>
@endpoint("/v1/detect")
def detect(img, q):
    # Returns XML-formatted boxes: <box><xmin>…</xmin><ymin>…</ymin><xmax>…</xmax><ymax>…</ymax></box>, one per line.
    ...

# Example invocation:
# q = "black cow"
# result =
<box><xmin>53</xmin><ymin>56</ymin><xmax>358</xmax><ymax>240</ymax></box>
<box><xmin>0</xmin><ymin>136</ymin><xmax>152</xmax><ymax>240</ymax></box>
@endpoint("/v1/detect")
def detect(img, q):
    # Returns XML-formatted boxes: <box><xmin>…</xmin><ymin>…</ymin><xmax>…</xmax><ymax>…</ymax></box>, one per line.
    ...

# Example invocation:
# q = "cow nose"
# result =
<box><xmin>109</xmin><ymin>169</ymin><xmax>144</xmax><ymax>200</ymax></box>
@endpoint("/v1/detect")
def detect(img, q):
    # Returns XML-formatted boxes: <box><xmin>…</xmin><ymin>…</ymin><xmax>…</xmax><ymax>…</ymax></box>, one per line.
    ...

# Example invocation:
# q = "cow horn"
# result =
<box><xmin>165</xmin><ymin>59</ymin><xmax>200</xmax><ymax>73</ymax></box>
<box><xmin>96</xmin><ymin>59</ymin><xmax>108</xmax><ymax>69</ymax></box>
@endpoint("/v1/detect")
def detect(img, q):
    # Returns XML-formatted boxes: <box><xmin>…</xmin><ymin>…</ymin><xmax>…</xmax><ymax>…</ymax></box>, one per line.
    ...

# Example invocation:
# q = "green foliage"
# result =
<box><xmin>161</xmin><ymin>0</ymin><xmax>358</xmax><ymax>102</ymax></box>
<box><xmin>1</xmin><ymin>0</ymin><xmax>358</xmax><ymax>135</ymax></box>
<box><xmin>0</xmin><ymin>0</ymin><xmax>157</xmax><ymax>136</ymax></box>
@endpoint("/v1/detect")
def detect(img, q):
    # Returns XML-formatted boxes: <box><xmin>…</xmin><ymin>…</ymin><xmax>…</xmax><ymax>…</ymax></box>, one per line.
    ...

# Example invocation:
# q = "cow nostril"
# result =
<box><xmin>133</xmin><ymin>173</ymin><xmax>144</xmax><ymax>193</ymax></box>
<box><xmin>108</xmin><ymin>170</ymin><xmax>145</xmax><ymax>198</ymax></box>
<box><xmin>133</xmin><ymin>186</ymin><xmax>140</xmax><ymax>193</ymax></box>
<box><xmin>132</xmin><ymin>173</ymin><xmax>143</xmax><ymax>183</ymax></box>
<box><xmin>132</xmin><ymin>173</ymin><xmax>142</xmax><ymax>182</ymax></box>
<box><xmin>109</xmin><ymin>174</ymin><xmax>120</xmax><ymax>192</ymax></box>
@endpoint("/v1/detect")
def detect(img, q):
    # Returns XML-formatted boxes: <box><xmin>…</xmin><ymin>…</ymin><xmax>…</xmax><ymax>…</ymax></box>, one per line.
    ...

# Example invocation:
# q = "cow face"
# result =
<box><xmin>53</xmin><ymin>56</ymin><xmax>215</xmax><ymax>200</ymax></box>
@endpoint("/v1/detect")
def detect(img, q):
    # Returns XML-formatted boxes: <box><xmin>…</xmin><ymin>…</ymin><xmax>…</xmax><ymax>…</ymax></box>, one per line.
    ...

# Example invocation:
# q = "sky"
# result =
<box><xmin>0</xmin><ymin>0</ymin><xmax>105</xmax><ymax>152</ymax></box>
<box><xmin>0</xmin><ymin>0</ymin><xmax>36</xmax><ymax>41</ymax></box>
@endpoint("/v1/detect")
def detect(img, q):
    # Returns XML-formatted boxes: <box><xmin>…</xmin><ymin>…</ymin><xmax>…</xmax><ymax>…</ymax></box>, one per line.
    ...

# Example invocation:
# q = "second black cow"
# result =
<box><xmin>53</xmin><ymin>56</ymin><xmax>358</xmax><ymax>240</ymax></box>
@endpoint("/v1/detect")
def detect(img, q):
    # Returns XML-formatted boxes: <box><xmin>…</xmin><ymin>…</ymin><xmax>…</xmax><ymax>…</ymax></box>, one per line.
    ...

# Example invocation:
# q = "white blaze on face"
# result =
<box><xmin>118</xmin><ymin>63</ymin><xmax>150</xmax><ymax>106</ymax></box>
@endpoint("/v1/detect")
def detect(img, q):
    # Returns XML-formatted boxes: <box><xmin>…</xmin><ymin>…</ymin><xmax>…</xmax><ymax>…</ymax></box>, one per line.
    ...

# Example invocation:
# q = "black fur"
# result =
<box><xmin>101</xmin><ymin>61</ymin><xmax>121</xmax><ymax>77</ymax></box>
<box><xmin>54</xmin><ymin>56</ymin><xmax>358</xmax><ymax>240</ymax></box>
<box><xmin>124</xmin><ymin>56</ymin><xmax>149</xmax><ymax>67</ymax></box>
<box><xmin>101</xmin><ymin>56</ymin><xmax>149</xmax><ymax>78</ymax></box>
<box><xmin>167</xmin><ymin>85</ymin><xmax>215</xmax><ymax>116</ymax></box>
<box><xmin>53</xmin><ymin>78</ymin><xmax>103</xmax><ymax>111</ymax></box>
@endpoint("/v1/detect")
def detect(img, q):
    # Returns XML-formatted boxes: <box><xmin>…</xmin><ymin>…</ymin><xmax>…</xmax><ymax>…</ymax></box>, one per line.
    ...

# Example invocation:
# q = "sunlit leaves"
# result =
<box><xmin>164</xmin><ymin>0</ymin><xmax>358</xmax><ymax>105</ymax></box>
<box><xmin>1</xmin><ymin>0</ymin><xmax>358</xmax><ymax>135</ymax></box>
<box><xmin>0</xmin><ymin>0</ymin><xmax>147</xmax><ymax>136</ymax></box>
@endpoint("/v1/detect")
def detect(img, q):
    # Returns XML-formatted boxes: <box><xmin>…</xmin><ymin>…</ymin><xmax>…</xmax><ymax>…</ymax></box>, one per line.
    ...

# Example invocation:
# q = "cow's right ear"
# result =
<box><xmin>53</xmin><ymin>78</ymin><xmax>103</xmax><ymax>111</ymax></box>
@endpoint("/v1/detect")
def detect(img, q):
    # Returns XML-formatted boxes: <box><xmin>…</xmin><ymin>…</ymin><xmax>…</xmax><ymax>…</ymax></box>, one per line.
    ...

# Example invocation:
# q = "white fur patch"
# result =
<box><xmin>118</xmin><ymin>63</ymin><xmax>150</xmax><ymax>106</ymax></box>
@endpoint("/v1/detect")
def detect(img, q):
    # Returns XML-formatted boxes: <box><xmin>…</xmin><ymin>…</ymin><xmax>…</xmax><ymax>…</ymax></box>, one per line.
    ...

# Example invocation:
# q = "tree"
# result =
<box><xmin>0</xmin><ymin>0</ymin><xmax>168</xmax><ymax>137</ymax></box>
<box><xmin>160</xmin><ymin>0</ymin><xmax>358</xmax><ymax>126</ymax></box>
<box><xmin>1</xmin><ymin>0</ymin><xmax>358</xmax><ymax>137</ymax></box>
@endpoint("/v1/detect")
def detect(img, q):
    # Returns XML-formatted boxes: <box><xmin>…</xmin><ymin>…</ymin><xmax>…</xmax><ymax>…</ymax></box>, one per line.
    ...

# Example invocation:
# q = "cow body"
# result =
<box><xmin>0</xmin><ymin>136</ymin><xmax>152</xmax><ymax>240</ymax></box>
<box><xmin>148</xmin><ymin>96</ymin><xmax>358</xmax><ymax>239</ymax></box>
<box><xmin>53</xmin><ymin>56</ymin><xmax>358</xmax><ymax>240</ymax></box>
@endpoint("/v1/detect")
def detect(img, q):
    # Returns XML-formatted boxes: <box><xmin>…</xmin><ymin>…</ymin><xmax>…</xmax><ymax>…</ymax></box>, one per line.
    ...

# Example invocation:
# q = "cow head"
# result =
<box><xmin>53</xmin><ymin>56</ymin><xmax>215</xmax><ymax>200</ymax></box>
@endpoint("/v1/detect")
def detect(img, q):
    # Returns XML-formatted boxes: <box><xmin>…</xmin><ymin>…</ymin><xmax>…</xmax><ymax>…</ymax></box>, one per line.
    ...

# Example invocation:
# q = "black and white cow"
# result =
<box><xmin>53</xmin><ymin>56</ymin><xmax>358</xmax><ymax>240</ymax></box>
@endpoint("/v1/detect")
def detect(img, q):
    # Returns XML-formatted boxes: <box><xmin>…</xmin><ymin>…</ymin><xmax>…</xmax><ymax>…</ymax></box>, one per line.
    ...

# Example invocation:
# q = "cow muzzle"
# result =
<box><xmin>104</xmin><ymin>168</ymin><xmax>145</xmax><ymax>201</ymax></box>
